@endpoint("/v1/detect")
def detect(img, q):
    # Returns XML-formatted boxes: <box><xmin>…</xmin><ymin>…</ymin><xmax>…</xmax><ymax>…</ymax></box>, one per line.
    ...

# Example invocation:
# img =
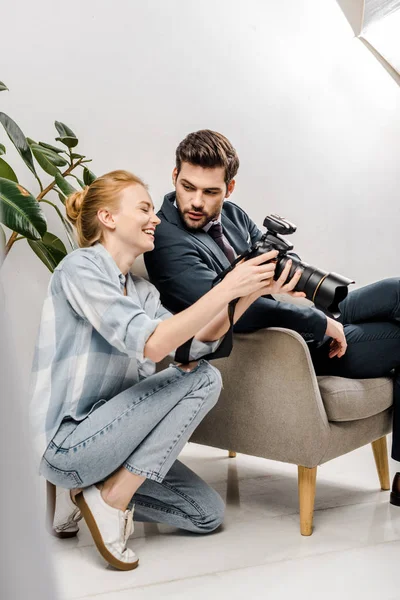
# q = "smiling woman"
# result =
<box><xmin>29</xmin><ymin>168</ymin><xmax>298</xmax><ymax>571</ymax></box>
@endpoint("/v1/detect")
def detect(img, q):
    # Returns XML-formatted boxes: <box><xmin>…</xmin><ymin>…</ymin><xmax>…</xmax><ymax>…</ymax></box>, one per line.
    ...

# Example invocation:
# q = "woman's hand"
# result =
<box><xmin>221</xmin><ymin>250</ymin><xmax>278</xmax><ymax>299</ymax></box>
<box><xmin>222</xmin><ymin>251</ymin><xmax>306</xmax><ymax>301</ymax></box>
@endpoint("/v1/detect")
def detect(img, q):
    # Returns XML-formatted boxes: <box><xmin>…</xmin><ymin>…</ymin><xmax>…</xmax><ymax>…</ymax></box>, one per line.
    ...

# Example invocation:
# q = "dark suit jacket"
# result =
<box><xmin>144</xmin><ymin>192</ymin><xmax>327</xmax><ymax>341</ymax></box>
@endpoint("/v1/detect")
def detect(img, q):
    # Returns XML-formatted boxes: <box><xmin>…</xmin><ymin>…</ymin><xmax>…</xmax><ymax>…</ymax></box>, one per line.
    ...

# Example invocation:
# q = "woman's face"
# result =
<box><xmin>111</xmin><ymin>184</ymin><xmax>160</xmax><ymax>254</ymax></box>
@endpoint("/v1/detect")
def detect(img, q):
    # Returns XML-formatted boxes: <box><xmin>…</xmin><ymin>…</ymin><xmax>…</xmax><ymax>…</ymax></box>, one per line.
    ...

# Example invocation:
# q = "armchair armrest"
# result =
<box><xmin>191</xmin><ymin>328</ymin><xmax>331</xmax><ymax>467</ymax></box>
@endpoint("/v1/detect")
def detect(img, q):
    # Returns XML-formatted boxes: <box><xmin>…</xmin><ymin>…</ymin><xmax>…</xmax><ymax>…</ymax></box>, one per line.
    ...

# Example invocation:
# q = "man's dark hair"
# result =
<box><xmin>175</xmin><ymin>129</ymin><xmax>240</xmax><ymax>184</ymax></box>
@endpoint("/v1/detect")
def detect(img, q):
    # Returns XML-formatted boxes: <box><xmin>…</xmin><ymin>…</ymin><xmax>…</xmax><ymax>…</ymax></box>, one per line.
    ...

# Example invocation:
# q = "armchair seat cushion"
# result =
<box><xmin>317</xmin><ymin>376</ymin><xmax>393</xmax><ymax>422</ymax></box>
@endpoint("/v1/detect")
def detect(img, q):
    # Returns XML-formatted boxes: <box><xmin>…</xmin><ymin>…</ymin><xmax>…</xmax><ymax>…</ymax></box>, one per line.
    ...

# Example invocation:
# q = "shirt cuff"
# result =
<box><xmin>312</xmin><ymin>311</ymin><xmax>328</xmax><ymax>342</ymax></box>
<box><xmin>188</xmin><ymin>337</ymin><xmax>222</xmax><ymax>360</ymax></box>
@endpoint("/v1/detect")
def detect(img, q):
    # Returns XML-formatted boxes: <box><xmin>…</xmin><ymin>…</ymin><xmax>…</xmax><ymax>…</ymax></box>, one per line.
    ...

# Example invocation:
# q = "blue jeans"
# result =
<box><xmin>309</xmin><ymin>278</ymin><xmax>400</xmax><ymax>460</ymax></box>
<box><xmin>41</xmin><ymin>361</ymin><xmax>225</xmax><ymax>533</ymax></box>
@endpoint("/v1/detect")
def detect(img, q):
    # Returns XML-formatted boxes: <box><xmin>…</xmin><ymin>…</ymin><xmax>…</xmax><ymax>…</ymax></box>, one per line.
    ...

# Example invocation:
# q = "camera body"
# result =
<box><xmin>246</xmin><ymin>214</ymin><xmax>354</xmax><ymax>317</ymax></box>
<box><xmin>249</xmin><ymin>214</ymin><xmax>296</xmax><ymax>258</ymax></box>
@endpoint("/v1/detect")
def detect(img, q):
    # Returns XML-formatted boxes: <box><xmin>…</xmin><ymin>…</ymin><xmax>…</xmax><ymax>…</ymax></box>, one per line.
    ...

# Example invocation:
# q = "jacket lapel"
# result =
<box><xmin>160</xmin><ymin>192</ymin><xmax>247</xmax><ymax>269</ymax></box>
<box><xmin>221</xmin><ymin>213</ymin><xmax>251</xmax><ymax>255</ymax></box>
<box><xmin>193</xmin><ymin>230</ymin><xmax>231</xmax><ymax>268</ymax></box>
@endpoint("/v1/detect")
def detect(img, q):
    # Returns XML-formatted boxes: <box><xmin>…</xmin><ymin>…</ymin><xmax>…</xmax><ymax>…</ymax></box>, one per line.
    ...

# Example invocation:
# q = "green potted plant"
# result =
<box><xmin>0</xmin><ymin>80</ymin><xmax>96</xmax><ymax>271</ymax></box>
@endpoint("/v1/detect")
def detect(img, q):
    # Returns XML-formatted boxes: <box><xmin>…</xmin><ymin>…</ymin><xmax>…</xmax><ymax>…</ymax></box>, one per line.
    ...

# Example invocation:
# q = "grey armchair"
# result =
<box><xmin>190</xmin><ymin>326</ymin><xmax>393</xmax><ymax>535</ymax></box>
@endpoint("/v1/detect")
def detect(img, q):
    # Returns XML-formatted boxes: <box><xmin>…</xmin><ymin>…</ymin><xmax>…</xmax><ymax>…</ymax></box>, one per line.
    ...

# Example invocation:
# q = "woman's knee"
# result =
<box><xmin>202</xmin><ymin>363</ymin><xmax>223</xmax><ymax>406</ymax></box>
<box><xmin>193</xmin><ymin>488</ymin><xmax>225</xmax><ymax>533</ymax></box>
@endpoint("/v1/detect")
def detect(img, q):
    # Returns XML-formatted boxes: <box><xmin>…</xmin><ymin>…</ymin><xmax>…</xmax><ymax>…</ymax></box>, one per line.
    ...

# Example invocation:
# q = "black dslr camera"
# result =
<box><xmin>215</xmin><ymin>214</ymin><xmax>354</xmax><ymax>317</ymax></box>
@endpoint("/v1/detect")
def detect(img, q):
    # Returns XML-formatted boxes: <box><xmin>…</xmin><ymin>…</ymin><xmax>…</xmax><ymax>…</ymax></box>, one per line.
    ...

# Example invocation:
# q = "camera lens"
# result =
<box><xmin>275</xmin><ymin>255</ymin><xmax>354</xmax><ymax>317</ymax></box>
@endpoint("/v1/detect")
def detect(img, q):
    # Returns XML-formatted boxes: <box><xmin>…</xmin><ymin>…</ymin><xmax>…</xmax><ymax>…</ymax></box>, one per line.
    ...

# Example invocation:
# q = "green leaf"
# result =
<box><xmin>55</xmin><ymin>135</ymin><xmax>79</xmax><ymax>149</ymax></box>
<box><xmin>55</xmin><ymin>121</ymin><xmax>77</xmax><ymax>138</ymax></box>
<box><xmin>55</xmin><ymin>172</ymin><xmax>76</xmax><ymax>197</ymax></box>
<box><xmin>54</xmin><ymin>121</ymin><xmax>78</xmax><ymax>149</ymax></box>
<box><xmin>0</xmin><ymin>157</ymin><xmax>18</xmax><ymax>182</ymax></box>
<box><xmin>28</xmin><ymin>232</ymin><xmax>67</xmax><ymax>272</ymax></box>
<box><xmin>38</xmin><ymin>141</ymin><xmax>66</xmax><ymax>154</ymax></box>
<box><xmin>31</xmin><ymin>143</ymin><xmax>67</xmax><ymax>167</ymax></box>
<box><xmin>30</xmin><ymin>144</ymin><xmax>60</xmax><ymax>176</ymax></box>
<box><xmin>0</xmin><ymin>177</ymin><xmax>47</xmax><ymax>239</ymax></box>
<box><xmin>40</xmin><ymin>148</ymin><xmax>67</xmax><ymax>167</ymax></box>
<box><xmin>0</xmin><ymin>113</ymin><xmax>37</xmax><ymax>177</ymax></box>
<box><xmin>69</xmin><ymin>173</ymin><xmax>85</xmax><ymax>188</ymax></box>
<box><xmin>0</xmin><ymin>143</ymin><xmax>5</xmax><ymax>155</ymax></box>
<box><xmin>58</xmin><ymin>191</ymin><xmax>66</xmax><ymax>205</ymax></box>
<box><xmin>42</xmin><ymin>231</ymin><xmax>67</xmax><ymax>255</ymax></box>
<box><xmin>71</xmin><ymin>152</ymin><xmax>85</xmax><ymax>159</ymax></box>
<box><xmin>83</xmin><ymin>167</ymin><xmax>96</xmax><ymax>185</ymax></box>
<box><xmin>0</xmin><ymin>82</ymin><xmax>8</xmax><ymax>92</ymax></box>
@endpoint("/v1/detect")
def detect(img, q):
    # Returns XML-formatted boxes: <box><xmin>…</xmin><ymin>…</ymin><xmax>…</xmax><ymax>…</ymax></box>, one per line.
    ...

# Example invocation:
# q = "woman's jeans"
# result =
<box><xmin>309</xmin><ymin>278</ymin><xmax>400</xmax><ymax>461</ymax></box>
<box><xmin>41</xmin><ymin>360</ymin><xmax>225</xmax><ymax>533</ymax></box>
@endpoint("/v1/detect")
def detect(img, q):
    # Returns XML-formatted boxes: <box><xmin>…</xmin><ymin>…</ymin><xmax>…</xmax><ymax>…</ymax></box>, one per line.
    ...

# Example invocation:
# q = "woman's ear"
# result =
<box><xmin>97</xmin><ymin>208</ymin><xmax>116</xmax><ymax>231</ymax></box>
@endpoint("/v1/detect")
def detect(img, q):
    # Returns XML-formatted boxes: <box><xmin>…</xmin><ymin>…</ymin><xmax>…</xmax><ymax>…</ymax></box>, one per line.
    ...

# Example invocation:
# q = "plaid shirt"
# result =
<box><xmin>30</xmin><ymin>243</ymin><xmax>219</xmax><ymax>460</ymax></box>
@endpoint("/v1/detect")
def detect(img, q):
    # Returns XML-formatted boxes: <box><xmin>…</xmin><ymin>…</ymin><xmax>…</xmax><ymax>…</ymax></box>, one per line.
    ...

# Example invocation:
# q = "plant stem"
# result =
<box><xmin>37</xmin><ymin>157</ymin><xmax>83</xmax><ymax>201</ymax></box>
<box><xmin>3</xmin><ymin>157</ymin><xmax>83</xmax><ymax>258</ymax></box>
<box><xmin>36</xmin><ymin>174</ymin><xmax>44</xmax><ymax>193</ymax></box>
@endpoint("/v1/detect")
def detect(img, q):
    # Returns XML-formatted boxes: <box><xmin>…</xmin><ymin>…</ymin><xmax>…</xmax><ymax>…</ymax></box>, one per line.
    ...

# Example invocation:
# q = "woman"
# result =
<box><xmin>30</xmin><ymin>170</ymin><xmax>303</xmax><ymax>571</ymax></box>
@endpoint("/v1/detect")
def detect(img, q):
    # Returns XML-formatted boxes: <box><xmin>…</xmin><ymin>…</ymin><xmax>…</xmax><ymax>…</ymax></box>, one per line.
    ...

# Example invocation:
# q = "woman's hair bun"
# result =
<box><xmin>65</xmin><ymin>187</ymin><xmax>89</xmax><ymax>226</ymax></box>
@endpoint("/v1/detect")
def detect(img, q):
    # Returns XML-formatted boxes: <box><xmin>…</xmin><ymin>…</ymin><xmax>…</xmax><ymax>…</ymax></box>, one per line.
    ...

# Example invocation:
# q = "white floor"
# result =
<box><xmin>49</xmin><ymin>441</ymin><xmax>400</xmax><ymax>600</ymax></box>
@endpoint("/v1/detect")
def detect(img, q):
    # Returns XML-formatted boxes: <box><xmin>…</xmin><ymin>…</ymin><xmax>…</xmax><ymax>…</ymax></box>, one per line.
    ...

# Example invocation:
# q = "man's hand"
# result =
<box><xmin>248</xmin><ymin>258</ymin><xmax>306</xmax><ymax>302</ymax></box>
<box><xmin>264</xmin><ymin>259</ymin><xmax>305</xmax><ymax>298</ymax></box>
<box><xmin>325</xmin><ymin>316</ymin><xmax>347</xmax><ymax>358</ymax></box>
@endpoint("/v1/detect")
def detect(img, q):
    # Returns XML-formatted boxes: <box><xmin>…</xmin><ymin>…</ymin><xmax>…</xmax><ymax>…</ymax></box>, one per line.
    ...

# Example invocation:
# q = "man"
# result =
<box><xmin>144</xmin><ymin>129</ymin><xmax>400</xmax><ymax>500</ymax></box>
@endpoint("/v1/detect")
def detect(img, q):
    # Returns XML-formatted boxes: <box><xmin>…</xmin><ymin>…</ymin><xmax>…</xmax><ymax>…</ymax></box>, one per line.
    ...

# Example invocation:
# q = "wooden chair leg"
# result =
<box><xmin>298</xmin><ymin>465</ymin><xmax>317</xmax><ymax>536</ymax></box>
<box><xmin>371</xmin><ymin>436</ymin><xmax>390</xmax><ymax>491</ymax></box>
<box><xmin>228</xmin><ymin>450</ymin><xmax>237</xmax><ymax>458</ymax></box>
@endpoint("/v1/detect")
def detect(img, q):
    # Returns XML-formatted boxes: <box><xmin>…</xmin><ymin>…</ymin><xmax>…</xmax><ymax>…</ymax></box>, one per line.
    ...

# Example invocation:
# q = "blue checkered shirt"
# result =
<box><xmin>30</xmin><ymin>243</ymin><xmax>220</xmax><ymax>461</ymax></box>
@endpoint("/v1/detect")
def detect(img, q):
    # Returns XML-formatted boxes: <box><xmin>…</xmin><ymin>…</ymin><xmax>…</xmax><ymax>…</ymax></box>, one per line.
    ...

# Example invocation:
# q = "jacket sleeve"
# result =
<box><xmin>145</xmin><ymin>231</ymin><xmax>218</xmax><ymax>312</ymax></box>
<box><xmin>233</xmin><ymin>296</ymin><xmax>327</xmax><ymax>341</ymax></box>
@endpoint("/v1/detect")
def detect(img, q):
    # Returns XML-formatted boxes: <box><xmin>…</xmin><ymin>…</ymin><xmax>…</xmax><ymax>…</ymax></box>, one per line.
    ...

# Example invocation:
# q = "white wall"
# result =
<box><xmin>2</xmin><ymin>0</ymin><xmax>400</xmax><ymax>393</ymax></box>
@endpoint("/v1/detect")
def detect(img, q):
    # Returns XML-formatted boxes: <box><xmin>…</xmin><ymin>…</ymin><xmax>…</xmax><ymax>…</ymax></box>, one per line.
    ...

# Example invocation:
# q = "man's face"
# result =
<box><xmin>173</xmin><ymin>162</ymin><xmax>235</xmax><ymax>230</ymax></box>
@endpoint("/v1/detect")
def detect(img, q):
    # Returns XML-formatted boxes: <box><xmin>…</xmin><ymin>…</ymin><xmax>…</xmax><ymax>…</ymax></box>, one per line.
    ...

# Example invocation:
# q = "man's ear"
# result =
<box><xmin>172</xmin><ymin>168</ymin><xmax>178</xmax><ymax>187</ymax></box>
<box><xmin>225</xmin><ymin>179</ymin><xmax>236</xmax><ymax>199</ymax></box>
<box><xmin>97</xmin><ymin>208</ymin><xmax>116</xmax><ymax>231</ymax></box>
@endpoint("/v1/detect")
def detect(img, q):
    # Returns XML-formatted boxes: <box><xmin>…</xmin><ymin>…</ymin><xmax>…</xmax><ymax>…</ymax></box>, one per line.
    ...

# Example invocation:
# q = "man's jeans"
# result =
<box><xmin>309</xmin><ymin>278</ymin><xmax>400</xmax><ymax>461</ymax></box>
<box><xmin>41</xmin><ymin>361</ymin><xmax>225</xmax><ymax>533</ymax></box>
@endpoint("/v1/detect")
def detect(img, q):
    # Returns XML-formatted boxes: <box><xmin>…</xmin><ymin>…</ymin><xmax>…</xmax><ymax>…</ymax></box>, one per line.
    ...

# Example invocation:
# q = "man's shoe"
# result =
<box><xmin>49</xmin><ymin>486</ymin><xmax>82</xmax><ymax>538</ymax></box>
<box><xmin>75</xmin><ymin>486</ymin><xmax>139</xmax><ymax>571</ymax></box>
<box><xmin>390</xmin><ymin>473</ymin><xmax>400</xmax><ymax>506</ymax></box>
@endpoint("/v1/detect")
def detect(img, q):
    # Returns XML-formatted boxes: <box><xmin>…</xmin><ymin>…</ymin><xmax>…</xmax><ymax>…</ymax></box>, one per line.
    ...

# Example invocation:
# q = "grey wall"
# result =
<box><xmin>2</xmin><ymin>0</ymin><xmax>400</xmax><ymax>396</ymax></box>
<box><xmin>0</xmin><ymin>292</ymin><xmax>60</xmax><ymax>599</ymax></box>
